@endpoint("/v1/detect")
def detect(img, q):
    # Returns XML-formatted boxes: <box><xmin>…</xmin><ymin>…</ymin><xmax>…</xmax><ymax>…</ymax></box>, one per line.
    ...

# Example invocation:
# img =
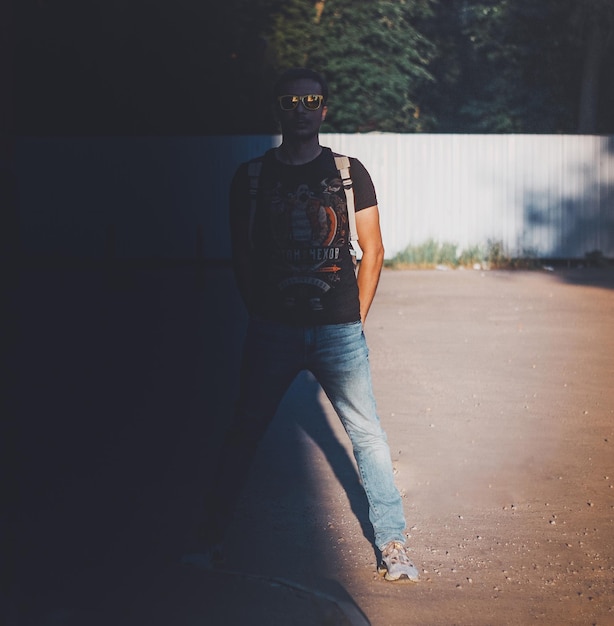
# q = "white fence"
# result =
<box><xmin>326</xmin><ymin>133</ymin><xmax>614</xmax><ymax>259</ymax></box>
<box><xmin>15</xmin><ymin>134</ymin><xmax>614</xmax><ymax>260</ymax></box>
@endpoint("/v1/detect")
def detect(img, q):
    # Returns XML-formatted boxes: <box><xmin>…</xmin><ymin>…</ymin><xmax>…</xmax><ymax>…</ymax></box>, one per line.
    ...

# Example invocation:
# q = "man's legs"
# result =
<box><xmin>200</xmin><ymin>316</ymin><xmax>302</xmax><ymax>546</ymax></box>
<box><xmin>309</xmin><ymin>321</ymin><xmax>406</xmax><ymax>551</ymax></box>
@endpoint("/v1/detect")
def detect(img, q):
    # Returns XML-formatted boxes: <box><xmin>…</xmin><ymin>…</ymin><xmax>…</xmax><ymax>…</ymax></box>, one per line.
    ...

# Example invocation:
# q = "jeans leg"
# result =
<box><xmin>310</xmin><ymin>322</ymin><xmax>406</xmax><ymax>550</ymax></box>
<box><xmin>203</xmin><ymin>317</ymin><xmax>302</xmax><ymax>542</ymax></box>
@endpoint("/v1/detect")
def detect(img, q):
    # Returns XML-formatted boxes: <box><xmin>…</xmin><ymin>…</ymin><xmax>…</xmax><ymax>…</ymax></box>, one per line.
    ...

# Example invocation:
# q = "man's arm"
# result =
<box><xmin>355</xmin><ymin>204</ymin><xmax>385</xmax><ymax>325</ymax></box>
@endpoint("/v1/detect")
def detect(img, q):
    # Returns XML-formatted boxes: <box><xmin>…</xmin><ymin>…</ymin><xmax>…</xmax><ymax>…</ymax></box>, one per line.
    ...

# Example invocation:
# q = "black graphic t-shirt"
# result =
<box><xmin>231</xmin><ymin>147</ymin><xmax>377</xmax><ymax>325</ymax></box>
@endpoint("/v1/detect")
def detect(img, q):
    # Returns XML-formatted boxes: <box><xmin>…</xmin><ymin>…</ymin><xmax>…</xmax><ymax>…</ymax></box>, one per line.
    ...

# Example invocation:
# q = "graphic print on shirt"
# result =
<box><xmin>267</xmin><ymin>174</ymin><xmax>350</xmax><ymax>312</ymax></box>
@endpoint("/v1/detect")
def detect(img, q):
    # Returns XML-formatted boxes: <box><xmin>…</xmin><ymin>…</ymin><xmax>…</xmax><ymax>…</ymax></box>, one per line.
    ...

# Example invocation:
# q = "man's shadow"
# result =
<box><xmin>7</xmin><ymin>265</ymin><xmax>375</xmax><ymax>625</ymax></box>
<box><xmin>286</xmin><ymin>371</ymin><xmax>376</xmax><ymax>551</ymax></box>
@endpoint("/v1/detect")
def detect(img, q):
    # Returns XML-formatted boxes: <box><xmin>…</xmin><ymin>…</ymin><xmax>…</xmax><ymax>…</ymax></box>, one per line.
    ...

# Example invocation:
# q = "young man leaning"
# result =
<box><xmin>186</xmin><ymin>67</ymin><xmax>419</xmax><ymax>582</ymax></box>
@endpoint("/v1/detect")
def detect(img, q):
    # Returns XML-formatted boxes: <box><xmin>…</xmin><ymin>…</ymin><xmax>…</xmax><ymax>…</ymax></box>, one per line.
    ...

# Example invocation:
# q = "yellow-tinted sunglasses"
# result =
<box><xmin>277</xmin><ymin>94</ymin><xmax>325</xmax><ymax>111</ymax></box>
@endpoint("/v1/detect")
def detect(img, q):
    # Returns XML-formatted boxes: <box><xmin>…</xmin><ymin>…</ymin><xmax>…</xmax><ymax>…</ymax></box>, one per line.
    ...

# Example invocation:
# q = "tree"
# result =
<box><xmin>421</xmin><ymin>0</ymin><xmax>577</xmax><ymax>133</ymax></box>
<box><xmin>421</xmin><ymin>0</ymin><xmax>614</xmax><ymax>134</ymax></box>
<box><xmin>572</xmin><ymin>0</ymin><xmax>614</xmax><ymax>133</ymax></box>
<box><xmin>269</xmin><ymin>0</ymin><xmax>437</xmax><ymax>132</ymax></box>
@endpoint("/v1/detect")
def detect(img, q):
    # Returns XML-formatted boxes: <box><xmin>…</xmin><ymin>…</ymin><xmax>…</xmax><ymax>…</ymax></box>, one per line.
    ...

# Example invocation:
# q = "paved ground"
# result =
<box><xmin>3</xmin><ymin>265</ymin><xmax>614</xmax><ymax>625</ymax></box>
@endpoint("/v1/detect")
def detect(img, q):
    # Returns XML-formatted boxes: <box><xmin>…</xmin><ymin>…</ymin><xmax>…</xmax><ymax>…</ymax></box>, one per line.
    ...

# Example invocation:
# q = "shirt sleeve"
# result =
<box><xmin>349</xmin><ymin>157</ymin><xmax>378</xmax><ymax>211</ymax></box>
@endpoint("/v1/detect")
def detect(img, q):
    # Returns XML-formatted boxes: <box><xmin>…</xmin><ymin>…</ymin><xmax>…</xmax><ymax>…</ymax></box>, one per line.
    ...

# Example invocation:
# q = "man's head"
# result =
<box><xmin>273</xmin><ymin>68</ymin><xmax>329</xmax><ymax>139</ymax></box>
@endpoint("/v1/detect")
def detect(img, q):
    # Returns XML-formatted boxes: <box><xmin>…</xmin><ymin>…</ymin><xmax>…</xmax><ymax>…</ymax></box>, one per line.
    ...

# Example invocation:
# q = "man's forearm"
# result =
<box><xmin>356</xmin><ymin>245</ymin><xmax>384</xmax><ymax>324</ymax></box>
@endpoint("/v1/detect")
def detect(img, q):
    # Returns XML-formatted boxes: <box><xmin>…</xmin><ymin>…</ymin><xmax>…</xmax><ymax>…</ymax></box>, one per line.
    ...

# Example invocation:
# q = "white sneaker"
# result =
<box><xmin>378</xmin><ymin>541</ymin><xmax>420</xmax><ymax>582</ymax></box>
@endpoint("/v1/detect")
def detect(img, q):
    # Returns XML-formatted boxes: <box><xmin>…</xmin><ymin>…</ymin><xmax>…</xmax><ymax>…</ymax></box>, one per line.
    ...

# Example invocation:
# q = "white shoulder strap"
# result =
<box><xmin>334</xmin><ymin>155</ymin><xmax>359</xmax><ymax>259</ymax></box>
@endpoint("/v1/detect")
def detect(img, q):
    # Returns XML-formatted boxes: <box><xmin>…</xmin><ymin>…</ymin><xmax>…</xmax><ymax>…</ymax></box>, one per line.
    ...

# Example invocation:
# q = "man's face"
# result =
<box><xmin>276</xmin><ymin>78</ymin><xmax>328</xmax><ymax>140</ymax></box>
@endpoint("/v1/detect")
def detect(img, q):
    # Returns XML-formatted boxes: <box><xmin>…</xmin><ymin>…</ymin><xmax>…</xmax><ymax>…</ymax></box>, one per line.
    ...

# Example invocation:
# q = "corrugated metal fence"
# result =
<box><xmin>16</xmin><ymin>134</ymin><xmax>614</xmax><ymax>260</ymax></box>
<box><xmin>326</xmin><ymin>133</ymin><xmax>614</xmax><ymax>259</ymax></box>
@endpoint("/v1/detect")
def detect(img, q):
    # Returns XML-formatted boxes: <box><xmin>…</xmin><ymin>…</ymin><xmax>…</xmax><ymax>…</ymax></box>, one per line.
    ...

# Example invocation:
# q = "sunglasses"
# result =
<box><xmin>277</xmin><ymin>94</ymin><xmax>325</xmax><ymax>111</ymax></box>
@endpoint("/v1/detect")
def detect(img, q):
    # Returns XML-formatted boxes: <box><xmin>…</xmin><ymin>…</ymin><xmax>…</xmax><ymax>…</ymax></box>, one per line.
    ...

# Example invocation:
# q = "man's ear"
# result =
<box><xmin>321</xmin><ymin>106</ymin><xmax>328</xmax><ymax>121</ymax></box>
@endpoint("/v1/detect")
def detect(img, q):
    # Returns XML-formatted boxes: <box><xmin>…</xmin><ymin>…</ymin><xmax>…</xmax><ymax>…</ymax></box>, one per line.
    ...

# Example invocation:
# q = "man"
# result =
<box><xmin>192</xmin><ymin>68</ymin><xmax>419</xmax><ymax>582</ymax></box>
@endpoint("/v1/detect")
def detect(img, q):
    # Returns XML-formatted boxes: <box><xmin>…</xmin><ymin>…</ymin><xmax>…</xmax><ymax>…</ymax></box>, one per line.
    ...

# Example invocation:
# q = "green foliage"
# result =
<box><xmin>386</xmin><ymin>239</ymin><xmax>539</xmax><ymax>269</ymax></box>
<box><xmin>457</xmin><ymin>245</ymin><xmax>485</xmax><ymax>267</ymax></box>
<box><xmin>251</xmin><ymin>0</ymin><xmax>613</xmax><ymax>134</ymax></box>
<box><xmin>421</xmin><ymin>0</ymin><xmax>587</xmax><ymax>133</ymax></box>
<box><xmin>310</xmin><ymin>1</ymin><xmax>436</xmax><ymax>132</ymax></box>
<box><xmin>387</xmin><ymin>239</ymin><xmax>459</xmax><ymax>268</ymax></box>
<box><xmin>264</xmin><ymin>0</ymin><xmax>437</xmax><ymax>132</ymax></box>
<box><xmin>484</xmin><ymin>239</ymin><xmax>509</xmax><ymax>268</ymax></box>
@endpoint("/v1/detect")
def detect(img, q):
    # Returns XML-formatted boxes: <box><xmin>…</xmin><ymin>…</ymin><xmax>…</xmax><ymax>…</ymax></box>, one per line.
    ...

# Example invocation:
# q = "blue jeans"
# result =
<box><xmin>210</xmin><ymin>316</ymin><xmax>406</xmax><ymax>550</ymax></box>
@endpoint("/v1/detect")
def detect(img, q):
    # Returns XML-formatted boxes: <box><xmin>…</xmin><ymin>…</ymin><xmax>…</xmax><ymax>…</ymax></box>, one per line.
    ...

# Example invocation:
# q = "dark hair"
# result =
<box><xmin>273</xmin><ymin>68</ymin><xmax>329</xmax><ymax>105</ymax></box>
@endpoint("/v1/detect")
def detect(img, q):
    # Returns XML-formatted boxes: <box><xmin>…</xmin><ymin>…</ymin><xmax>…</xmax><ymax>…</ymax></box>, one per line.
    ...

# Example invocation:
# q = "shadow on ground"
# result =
<box><xmin>3</xmin><ymin>265</ymin><xmax>370</xmax><ymax>625</ymax></box>
<box><xmin>552</xmin><ymin>265</ymin><xmax>614</xmax><ymax>290</ymax></box>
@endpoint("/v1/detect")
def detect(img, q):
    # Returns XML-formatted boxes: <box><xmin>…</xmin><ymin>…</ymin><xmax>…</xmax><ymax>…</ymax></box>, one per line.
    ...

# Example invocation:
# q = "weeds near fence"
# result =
<box><xmin>385</xmin><ymin>239</ymin><xmax>542</xmax><ymax>270</ymax></box>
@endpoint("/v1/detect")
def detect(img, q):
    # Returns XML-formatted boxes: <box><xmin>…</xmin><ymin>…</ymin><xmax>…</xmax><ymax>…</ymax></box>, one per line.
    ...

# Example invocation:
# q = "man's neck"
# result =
<box><xmin>276</xmin><ymin>138</ymin><xmax>322</xmax><ymax>165</ymax></box>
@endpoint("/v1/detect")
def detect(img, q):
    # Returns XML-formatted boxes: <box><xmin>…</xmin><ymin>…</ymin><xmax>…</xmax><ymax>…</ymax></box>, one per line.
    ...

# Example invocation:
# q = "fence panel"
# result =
<box><xmin>323</xmin><ymin>133</ymin><xmax>614</xmax><ymax>259</ymax></box>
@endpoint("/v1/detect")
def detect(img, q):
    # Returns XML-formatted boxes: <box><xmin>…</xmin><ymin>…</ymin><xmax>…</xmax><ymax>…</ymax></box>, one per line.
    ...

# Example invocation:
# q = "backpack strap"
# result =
<box><xmin>247</xmin><ymin>159</ymin><xmax>263</xmax><ymax>250</ymax></box>
<box><xmin>334</xmin><ymin>155</ymin><xmax>359</xmax><ymax>260</ymax></box>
